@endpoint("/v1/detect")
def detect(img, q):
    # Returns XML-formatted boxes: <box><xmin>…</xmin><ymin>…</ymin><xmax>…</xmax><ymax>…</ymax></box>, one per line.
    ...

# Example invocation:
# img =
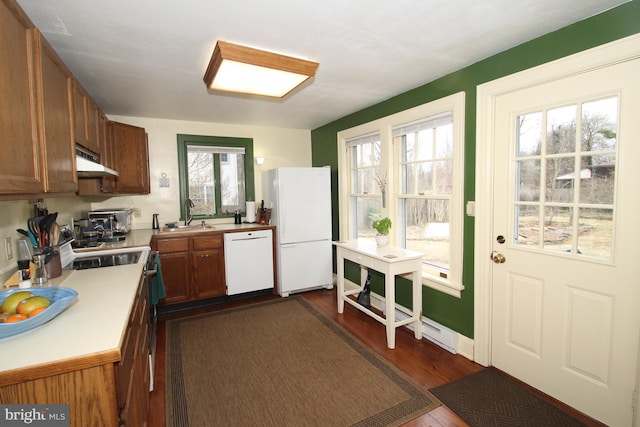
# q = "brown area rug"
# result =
<box><xmin>430</xmin><ymin>367</ymin><xmax>587</xmax><ymax>427</ymax></box>
<box><xmin>166</xmin><ymin>297</ymin><xmax>440</xmax><ymax>427</ymax></box>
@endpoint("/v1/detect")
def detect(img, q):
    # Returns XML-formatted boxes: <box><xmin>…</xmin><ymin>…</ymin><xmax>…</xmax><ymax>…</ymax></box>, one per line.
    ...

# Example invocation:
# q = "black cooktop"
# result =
<box><xmin>72</xmin><ymin>252</ymin><xmax>142</xmax><ymax>270</ymax></box>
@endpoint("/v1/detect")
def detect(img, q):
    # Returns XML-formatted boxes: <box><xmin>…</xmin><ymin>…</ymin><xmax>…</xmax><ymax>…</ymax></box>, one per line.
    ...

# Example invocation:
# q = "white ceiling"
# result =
<box><xmin>17</xmin><ymin>0</ymin><xmax>627</xmax><ymax>130</ymax></box>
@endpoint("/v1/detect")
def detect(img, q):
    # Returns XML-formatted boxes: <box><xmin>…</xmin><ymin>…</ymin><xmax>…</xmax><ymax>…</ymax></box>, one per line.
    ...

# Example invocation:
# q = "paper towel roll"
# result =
<box><xmin>246</xmin><ymin>201</ymin><xmax>256</xmax><ymax>223</ymax></box>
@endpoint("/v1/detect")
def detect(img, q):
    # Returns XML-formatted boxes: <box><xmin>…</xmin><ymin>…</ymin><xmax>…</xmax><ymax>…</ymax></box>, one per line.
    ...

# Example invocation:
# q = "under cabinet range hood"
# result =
<box><xmin>75</xmin><ymin>148</ymin><xmax>118</xmax><ymax>178</ymax></box>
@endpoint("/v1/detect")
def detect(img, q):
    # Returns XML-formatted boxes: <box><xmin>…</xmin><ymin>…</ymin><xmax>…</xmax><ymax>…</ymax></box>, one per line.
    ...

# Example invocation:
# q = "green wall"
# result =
<box><xmin>311</xmin><ymin>1</ymin><xmax>640</xmax><ymax>339</ymax></box>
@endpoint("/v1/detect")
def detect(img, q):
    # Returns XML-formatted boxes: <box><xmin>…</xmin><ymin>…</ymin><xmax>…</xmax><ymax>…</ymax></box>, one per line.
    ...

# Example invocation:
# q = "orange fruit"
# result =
<box><xmin>28</xmin><ymin>307</ymin><xmax>47</xmax><ymax>318</ymax></box>
<box><xmin>5</xmin><ymin>313</ymin><xmax>28</xmax><ymax>323</ymax></box>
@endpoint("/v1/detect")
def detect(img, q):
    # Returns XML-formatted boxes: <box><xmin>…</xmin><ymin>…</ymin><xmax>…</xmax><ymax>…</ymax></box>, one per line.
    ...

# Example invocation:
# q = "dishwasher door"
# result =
<box><xmin>224</xmin><ymin>230</ymin><xmax>274</xmax><ymax>295</ymax></box>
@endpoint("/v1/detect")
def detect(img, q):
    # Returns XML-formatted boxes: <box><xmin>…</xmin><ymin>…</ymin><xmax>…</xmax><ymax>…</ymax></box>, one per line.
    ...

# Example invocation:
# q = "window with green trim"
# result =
<box><xmin>177</xmin><ymin>134</ymin><xmax>255</xmax><ymax>220</ymax></box>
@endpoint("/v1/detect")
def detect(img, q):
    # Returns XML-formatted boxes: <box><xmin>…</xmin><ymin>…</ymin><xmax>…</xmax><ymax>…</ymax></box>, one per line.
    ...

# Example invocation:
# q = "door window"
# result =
<box><xmin>513</xmin><ymin>96</ymin><xmax>618</xmax><ymax>260</ymax></box>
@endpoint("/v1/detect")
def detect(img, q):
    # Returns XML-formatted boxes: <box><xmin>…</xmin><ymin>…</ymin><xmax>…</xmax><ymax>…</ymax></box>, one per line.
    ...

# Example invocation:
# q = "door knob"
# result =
<box><xmin>491</xmin><ymin>251</ymin><xmax>506</xmax><ymax>264</ymax></box>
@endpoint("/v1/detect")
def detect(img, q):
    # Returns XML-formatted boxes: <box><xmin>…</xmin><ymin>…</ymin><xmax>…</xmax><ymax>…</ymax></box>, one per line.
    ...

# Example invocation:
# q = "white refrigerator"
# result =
<box><xmin>262</xmin><ymin>167</ymin><xmax>333</xmax><ymax>297</ymax></box>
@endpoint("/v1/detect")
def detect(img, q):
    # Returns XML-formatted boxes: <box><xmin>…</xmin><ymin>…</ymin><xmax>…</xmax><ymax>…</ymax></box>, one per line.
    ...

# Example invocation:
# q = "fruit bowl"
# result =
<box><xmin>0</xmin><ymin>287</ymin><xmax>78</xmax><ymax>340</ymax></box>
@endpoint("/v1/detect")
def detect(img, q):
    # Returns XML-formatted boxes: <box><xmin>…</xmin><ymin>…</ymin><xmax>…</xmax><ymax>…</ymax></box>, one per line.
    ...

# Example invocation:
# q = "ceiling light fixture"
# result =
<box><xmin>203</xmin><ymin>41</ymin><xmax>319</xmax><ymax>98</ymax></box>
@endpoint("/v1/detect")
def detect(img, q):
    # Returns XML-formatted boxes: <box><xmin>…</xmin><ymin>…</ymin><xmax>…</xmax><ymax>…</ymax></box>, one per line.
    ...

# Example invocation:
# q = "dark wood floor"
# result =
<box><xmin>147</xmin><ymin>288</ymin><xmax>604</xmax><ymax>427</ymax></box>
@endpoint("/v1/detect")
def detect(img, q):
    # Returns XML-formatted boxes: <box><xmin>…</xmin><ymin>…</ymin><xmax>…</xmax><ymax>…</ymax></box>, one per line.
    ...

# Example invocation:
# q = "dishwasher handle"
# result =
<box><xmin>229</xmin><ymin>236</ymin><xmax>268</xmax><ymax>241</ymax></box>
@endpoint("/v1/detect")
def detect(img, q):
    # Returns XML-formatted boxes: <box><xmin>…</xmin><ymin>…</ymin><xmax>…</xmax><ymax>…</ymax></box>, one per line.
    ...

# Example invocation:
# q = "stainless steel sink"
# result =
<box><xmin>161</xmin><ymin>224</ymin><xmax>214</xmax><ymax>232</ymax></box>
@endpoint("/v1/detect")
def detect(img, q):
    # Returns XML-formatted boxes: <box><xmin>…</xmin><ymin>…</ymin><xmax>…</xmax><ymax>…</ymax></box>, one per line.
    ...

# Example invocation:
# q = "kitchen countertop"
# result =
<box><xmin>0</xmin><ymin>264</ymin><xmax>144</xmax><ymax>386</ymax></box>
<box><xmin>0</xmin><ymin>223</ymin><xmax>275</xmax><ymax>386</ymax></box>
<box><xmin>149</xmin><ymin>223</ymin><xmax>275</xmax><ymax>237</ymax></box>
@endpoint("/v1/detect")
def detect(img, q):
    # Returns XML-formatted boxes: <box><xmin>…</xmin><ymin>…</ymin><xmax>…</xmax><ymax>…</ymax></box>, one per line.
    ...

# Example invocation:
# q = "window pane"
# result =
<box><xmin>516</xmin><ymin>159</ymin><xmax>541</xmax><ymax>202</ymax></box>
<box><xmin>352</xmin><ymin>196</ymin><xmax>382</xmax><ymax>242</ymax></box>
<box><xmin>435</xmin><ymin>124</ymin><xmax>452</xmax><ymax>159</ymax></box>
<box><xmin>415</xmin><ymin>131</ymin><xmax>433</xmax><ymax>161</ymax></box>
<box><xmin>517</xmin><ymin>112</ymin><xmax>542</xmax><ymax>156</ymax></box>
<box><xmin>546</xmin><ymin>105</ymin><xmax>576</xmax><ymax>155</ymax></box>
<box><xmin>435</xmin><ymin>160</ymin><xmax>452</xmax><ymax>194</ymax></box>
<box><xmin>350</xmin><ymin>140</ymin><xmax>381</xmax><ymax>195</ymax></box>
<box><xmin>581</xmin><ymin>97</ymin><xmax>617</xmax><ymax>152</ymax></box>
<box><xmin>580</xmin><ymin>155</ymin><xmax>615</xmax><ymax>204</ymax></box>
<box><xmin>577</xmin><ymin>208</ymin><xmax>613</xmax><ymax>258</ymax></box>
<box><xmin>543</xmin><ymin>206</ymin><xmax>573</xmax><ymax>253</ymax></box>
<box><xmin>546</xmin><ymin>156</ymin><xmax>575</xmax><ymax>202</ymax></box>
<box><xmin>220</xmin><ymin>153</ymin><xmax>246</xmax><ymax>213</ymax></box>
<box><xmin>514</xmin><ymin>205</ymin><xmax>539</xmax><ymax>246</ymax></box>
<box><xmin>188</xmin><ymin>151</ymin><xmax>216</xmax><ymax>215</ymax></box>
<box><xmin>403</xmin><ymin>198</ymin><xmax>450</xmax><ymax>270</ymax></box>
<box><xmin>402</xmin><ymin>162</ymin><xmax>432</xmax><ymax>194</ymax></box>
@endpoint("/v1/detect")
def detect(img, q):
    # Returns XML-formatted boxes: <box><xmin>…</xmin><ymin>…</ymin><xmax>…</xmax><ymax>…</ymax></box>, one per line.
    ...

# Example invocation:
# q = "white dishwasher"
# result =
<box><xmin>224</xmin><ymin>230</ymin><xmax>274</xmax><ymax>295</ymax></box>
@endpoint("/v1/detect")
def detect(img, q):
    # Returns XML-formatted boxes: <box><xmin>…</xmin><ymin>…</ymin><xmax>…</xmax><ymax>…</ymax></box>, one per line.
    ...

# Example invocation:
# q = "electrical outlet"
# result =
<box><xmin>4</xmin><ymin>237</ymin><xmax>13</xmax><ymax>261</ymax></box>
<box><xmin>133</xmin><ymin>207</ymin><xmax>141</xmax><ymax>218</ymax></box>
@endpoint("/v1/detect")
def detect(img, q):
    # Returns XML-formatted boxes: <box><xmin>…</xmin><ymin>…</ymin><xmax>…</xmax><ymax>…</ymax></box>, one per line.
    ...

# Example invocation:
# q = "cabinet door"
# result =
<box><xmin>191</xmin><ymin>248</ymin><xmax>226</xmax><ymax>300</ymax></box>
<box><xmin>110</xmin><ymin>121</ymin><xmax>150</xmax><ymax>194</ymax></box>
<box><xmin>72</xmin><ymin>81</ymin><xmax>87</xmax><ymax>148</ymax></box>
<box><xmin>0</xmin><ymin>0</ymin><xmax>42</xmax><ymax>194</ymax></box>
<box><xmin>34</xmin><ymin>30</ymin><xmax>77</xmax><ymax>193</ymax></box>
<box><xmin>158</xmin><ymin>251</ymin><xmax>190</xmax><ymax>305</ymax></box>
<box><xmin>99</xmin><ymin>113</ymin><xmax>116</xmax><ymax>193</ymax></box>
<box><xmin>84</xmin><ymin>97</ymin><xmax>99</xmax><ymax>153</ymax></box>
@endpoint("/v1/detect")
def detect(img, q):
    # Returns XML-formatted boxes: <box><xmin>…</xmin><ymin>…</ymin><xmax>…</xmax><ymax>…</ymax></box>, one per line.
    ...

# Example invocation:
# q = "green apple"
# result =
<box><xmin>1</xmin><ymin>291</ymin><xmax>33</xmax><ymax>314</ymax></box>
<box><xmin>17</xmin><ymin>296</ymin><xmax>51</xmax><ymax>316</ymax></box>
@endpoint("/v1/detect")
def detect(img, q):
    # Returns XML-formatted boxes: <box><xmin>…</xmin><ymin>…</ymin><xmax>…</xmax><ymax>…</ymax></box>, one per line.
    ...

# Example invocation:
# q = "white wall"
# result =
<box><xmin>91</xmin><ymin>115</ymin><xmax>312</xmax><ymax>229</ymax></box>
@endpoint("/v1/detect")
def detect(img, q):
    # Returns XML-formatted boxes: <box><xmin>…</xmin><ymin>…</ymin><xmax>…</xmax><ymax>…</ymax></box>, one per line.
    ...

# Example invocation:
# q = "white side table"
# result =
<box><xmin>333</xmin><ymin>239</ymin><xmax>424</xmax><ymax>349</ymax></box>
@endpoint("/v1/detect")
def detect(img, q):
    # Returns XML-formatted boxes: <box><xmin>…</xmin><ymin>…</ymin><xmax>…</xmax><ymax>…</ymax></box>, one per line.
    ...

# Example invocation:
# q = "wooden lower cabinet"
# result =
<box><xmin>153</xmin><ymin>233</ymin><xmax>226</xmax><ymax>305</ymax></box>
<box><xmin>117</xmin><ymin>275</ymin><xmax>151</xmax><ymax>426</ymax></box>
<box><xmin>0</xmin><ymin>275</ymin><xmax>150</xmax><ymax>427</ymax></box>
<box><xmin>154</xmin><ymin>236</ymin><xmax>190</xmax><ymax>304</ymax></box>
<box><xmin>191</xmin><ymin>235</ymin><xmax>226</xmax><ymax>299</ymax></box>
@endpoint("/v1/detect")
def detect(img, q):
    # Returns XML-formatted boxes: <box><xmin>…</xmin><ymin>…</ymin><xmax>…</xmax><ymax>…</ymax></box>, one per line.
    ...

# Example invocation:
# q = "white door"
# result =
<box><xmin>490</xmin><ymin>56</ymin><xmax>640</xmax><ymax>426</ymax></box>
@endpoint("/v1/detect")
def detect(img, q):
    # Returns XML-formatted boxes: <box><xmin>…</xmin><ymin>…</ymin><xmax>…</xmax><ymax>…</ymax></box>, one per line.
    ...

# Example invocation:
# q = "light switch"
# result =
<box><xmin>466</xmin><ymin>201</ymin><xmax>475</xmax><ymax>217</ymax></box>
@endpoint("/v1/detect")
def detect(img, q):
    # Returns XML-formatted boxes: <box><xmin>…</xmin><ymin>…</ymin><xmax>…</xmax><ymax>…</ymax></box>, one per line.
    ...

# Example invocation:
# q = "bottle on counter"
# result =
<box><xmin>152</xmin><ymin>214</ymin><xmax>160</xmax><ymax>230</ymax></box>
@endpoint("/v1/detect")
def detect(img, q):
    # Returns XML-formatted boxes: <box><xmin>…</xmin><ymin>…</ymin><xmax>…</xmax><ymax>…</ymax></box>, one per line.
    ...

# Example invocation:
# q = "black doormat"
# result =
<box><xmin>430</xmin><ymin>367</ymin><xmax>587</xmax><ymax>427</ymax></box>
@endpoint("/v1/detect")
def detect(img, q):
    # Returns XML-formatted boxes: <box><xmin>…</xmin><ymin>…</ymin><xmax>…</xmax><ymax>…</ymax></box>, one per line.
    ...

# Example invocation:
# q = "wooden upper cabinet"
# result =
<box><xmin>85</xmin><ymin>97</ymin><xmax>99</xmax><ymax>152</ymax></box>
<box><xmin>34</xmin><ymin>30</ymin><xmax>77</xmax><ymax>193</ymax></box>
<box><xmin>0</xmin><ymin>0</ymin><xmax>43</xmax><ymax>194</ymax></box>
<box><xmin>110</xmin><ymin>121</ymin><xmax>150</xmax><ymax>194</ymax></box>
<box><xmin>99</xmin><ymin>112</ymin><xmax>116</xmax><ymax>193</ymax></box>
<box><xmin>72</xmin><ymin>79</ymin><xmax>100</xmax><ymax>154</ymax></box>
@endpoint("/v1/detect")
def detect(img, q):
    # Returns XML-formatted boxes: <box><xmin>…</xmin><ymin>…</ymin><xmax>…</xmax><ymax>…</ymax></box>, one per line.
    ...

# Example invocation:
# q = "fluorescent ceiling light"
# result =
<box><xmin>203</xmin><ymin>41</ymin><xmax>319</xmax><ymax>98</ymax></box>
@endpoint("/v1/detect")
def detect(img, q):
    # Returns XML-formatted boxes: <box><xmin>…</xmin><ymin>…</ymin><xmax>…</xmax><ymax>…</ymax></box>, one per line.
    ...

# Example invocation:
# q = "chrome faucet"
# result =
<box><xmin>185</xmin><ymin>198</ymin><xmax>194</xmax><ymax>226</ymax></box>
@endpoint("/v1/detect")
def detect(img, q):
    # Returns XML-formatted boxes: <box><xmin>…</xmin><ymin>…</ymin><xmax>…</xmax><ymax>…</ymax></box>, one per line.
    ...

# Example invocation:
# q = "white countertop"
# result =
<box><xmin>333</xmin><ymin>239</ymin><xmax>424</xmax><ymax>262</ymax></box>
<box><xmin>0</xmin><ymin>263</ymin><xmax>143</xmax><ymax>375</ymax></box>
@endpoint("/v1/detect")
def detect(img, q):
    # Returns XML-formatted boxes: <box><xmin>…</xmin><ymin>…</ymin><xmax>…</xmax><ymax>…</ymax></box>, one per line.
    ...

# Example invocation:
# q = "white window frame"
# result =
<box><xmin>337</xmin><ymin>92</ymin><xmax>466</xmax><ymax>297</ymax></box>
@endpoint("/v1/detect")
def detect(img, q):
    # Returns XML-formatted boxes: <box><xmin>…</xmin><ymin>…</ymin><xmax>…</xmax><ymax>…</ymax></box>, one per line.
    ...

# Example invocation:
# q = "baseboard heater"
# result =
<box><xmin>392</xmin><ymin>309</ymin><xmax>458</xmax><ymax>354</ymax></box>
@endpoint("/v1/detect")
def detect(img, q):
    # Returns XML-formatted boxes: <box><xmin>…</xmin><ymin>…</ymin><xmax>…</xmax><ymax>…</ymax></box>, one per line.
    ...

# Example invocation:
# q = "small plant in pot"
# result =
<box><xmin>372</xmin><ymin>217</ymin><xmax>392</xmax><ymax>247</ymax></box>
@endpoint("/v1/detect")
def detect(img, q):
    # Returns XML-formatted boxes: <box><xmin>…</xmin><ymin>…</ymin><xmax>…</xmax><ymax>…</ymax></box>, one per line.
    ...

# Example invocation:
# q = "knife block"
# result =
<box><xmin>257</xmin><ymin>208</ymin><xmax>271</xmax><ymax>225</ymax></box>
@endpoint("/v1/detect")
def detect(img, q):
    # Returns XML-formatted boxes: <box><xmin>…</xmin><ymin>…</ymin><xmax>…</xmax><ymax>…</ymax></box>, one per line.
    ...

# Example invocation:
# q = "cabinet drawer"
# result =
<box><xmin>192</xmin><ymin>235</ymin><xmax>223</xmax><ymax>250</ymax></box>
<box><xmin>156</xmin><ymin>238</ymin><xmax>189</xmax><ymax>253</ymax></box>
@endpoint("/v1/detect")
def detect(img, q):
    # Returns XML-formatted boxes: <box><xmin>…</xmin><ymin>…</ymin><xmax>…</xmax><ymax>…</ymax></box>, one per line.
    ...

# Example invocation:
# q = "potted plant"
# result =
<box><xmin>372</xmin><ymin>217</ymin><xmax>392</xmax><ymax>246</ymax></box>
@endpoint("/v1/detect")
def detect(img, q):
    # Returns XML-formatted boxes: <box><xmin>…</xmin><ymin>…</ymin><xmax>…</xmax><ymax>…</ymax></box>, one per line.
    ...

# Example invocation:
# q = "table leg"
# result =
<box><xmin>337</xmin><ymin>248</ymin><xmax>345</xmax><ymax>314</ymax></box>
<box><xmin>412</xmin><ymin>269</ymin><xmax>423</xmax><ymax>340</ymax></box>
<box><xmin>385</xmin><ymin>271</ymin><xmax>396</xmax><ymax>349</ymax></box>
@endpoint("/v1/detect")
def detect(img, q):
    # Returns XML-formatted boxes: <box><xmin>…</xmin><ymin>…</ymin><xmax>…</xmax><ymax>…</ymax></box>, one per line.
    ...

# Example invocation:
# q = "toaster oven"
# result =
<box><xmin>88</xmin><ymin>208</ymin><xmax>134</xmax><ymax>235</ymax></box>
